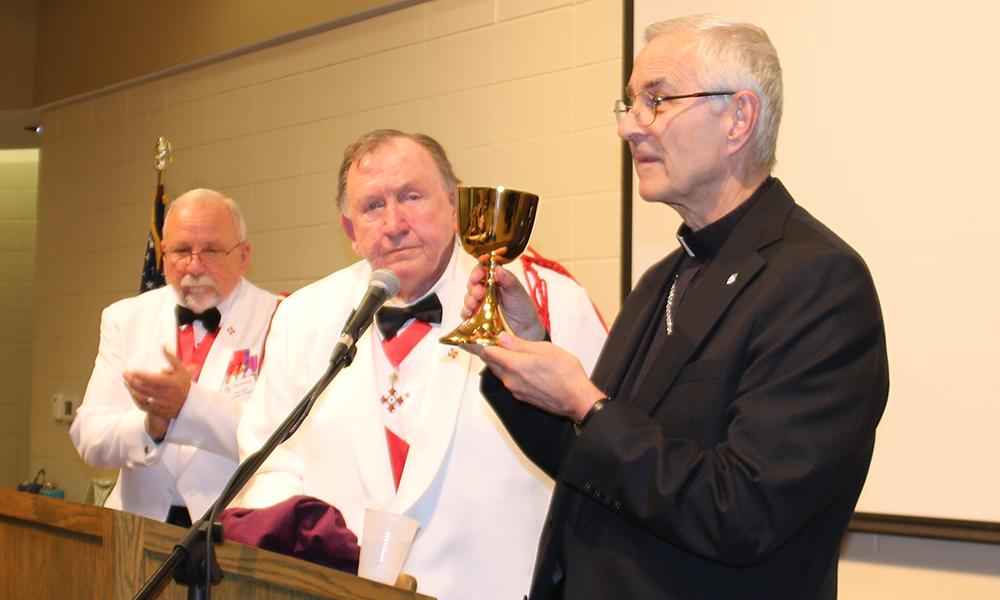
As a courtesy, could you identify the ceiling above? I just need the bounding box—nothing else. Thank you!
[0,0,38,149]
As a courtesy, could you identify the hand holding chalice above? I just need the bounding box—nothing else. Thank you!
[440,186,538,346]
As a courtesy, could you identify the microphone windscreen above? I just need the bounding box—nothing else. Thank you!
[370,268,400,299]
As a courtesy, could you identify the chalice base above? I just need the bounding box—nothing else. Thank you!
[439,283,510,346]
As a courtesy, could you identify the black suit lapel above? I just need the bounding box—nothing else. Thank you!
[629,250,764,415]
[593,252,684,396]
[626,181,795,416]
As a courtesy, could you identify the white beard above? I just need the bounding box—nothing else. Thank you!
[175,274,221,313]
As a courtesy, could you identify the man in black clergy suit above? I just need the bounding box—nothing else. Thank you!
[462,14,889,600]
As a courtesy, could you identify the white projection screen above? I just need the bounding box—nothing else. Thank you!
[627,0,1000,535]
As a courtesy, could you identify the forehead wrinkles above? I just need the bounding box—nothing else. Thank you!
[351,149,396,184]
[346,154,401,206]
[628,34,701,97]
[353,142,425,183]
[165,206,236,245]
[353,146,391,174]
[349,144,444,204]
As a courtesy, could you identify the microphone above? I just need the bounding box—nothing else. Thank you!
[140,269,398,600]
[330,268,400,364]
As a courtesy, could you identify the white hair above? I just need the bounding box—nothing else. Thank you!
[646,14,783,172]
[165,188,247,241]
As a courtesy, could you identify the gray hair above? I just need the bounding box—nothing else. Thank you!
[165,188,247,241]
[645,15,783,172]
[335,129,460,211]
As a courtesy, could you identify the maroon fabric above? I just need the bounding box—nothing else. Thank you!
[221,495,360,573]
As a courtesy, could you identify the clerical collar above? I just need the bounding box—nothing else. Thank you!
[676,177,774,259]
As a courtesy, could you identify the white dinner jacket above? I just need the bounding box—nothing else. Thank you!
[71,279,279,521]
[237,247,607,600]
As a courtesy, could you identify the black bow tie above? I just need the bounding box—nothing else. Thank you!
[176,306,222,331]
[375,293,443,339]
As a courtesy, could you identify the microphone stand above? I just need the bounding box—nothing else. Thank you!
[132,332,362,600]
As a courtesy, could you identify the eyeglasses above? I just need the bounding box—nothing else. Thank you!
[613,90,736,127]
[164,242,242,265]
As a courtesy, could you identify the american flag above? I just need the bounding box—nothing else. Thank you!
[139,183,169,292]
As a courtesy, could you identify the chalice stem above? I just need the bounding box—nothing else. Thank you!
[486,252,497,302]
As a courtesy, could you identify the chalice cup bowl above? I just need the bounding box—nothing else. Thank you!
[440,186,539,347]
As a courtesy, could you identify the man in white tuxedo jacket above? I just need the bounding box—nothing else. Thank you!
[236,130,607,600]
[71,189,279,525]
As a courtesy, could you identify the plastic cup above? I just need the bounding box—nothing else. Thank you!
[357,508,420,585]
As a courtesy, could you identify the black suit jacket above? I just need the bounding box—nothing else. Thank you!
[483,179,889,599]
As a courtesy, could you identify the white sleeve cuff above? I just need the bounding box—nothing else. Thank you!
[121,409,163,466]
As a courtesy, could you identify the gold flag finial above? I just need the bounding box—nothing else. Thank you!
[153,137,173,173]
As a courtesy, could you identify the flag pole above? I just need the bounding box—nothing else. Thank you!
[139,137,173,292]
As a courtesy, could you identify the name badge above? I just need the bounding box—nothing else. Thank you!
[223,372,256,402]
[224,349,261,402]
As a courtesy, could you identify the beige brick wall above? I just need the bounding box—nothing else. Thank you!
[0,149,35,489]
[32,0,623,502]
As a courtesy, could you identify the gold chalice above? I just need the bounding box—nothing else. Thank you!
[440,186,538,346]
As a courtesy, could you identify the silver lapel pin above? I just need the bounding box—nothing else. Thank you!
[726,273,738,285]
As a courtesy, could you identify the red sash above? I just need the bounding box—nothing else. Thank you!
[379,320,432,489]
[177,326,218,382]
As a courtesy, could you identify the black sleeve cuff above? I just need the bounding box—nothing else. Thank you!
[573,397,608,436]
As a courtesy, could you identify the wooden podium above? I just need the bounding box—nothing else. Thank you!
[0,488,435,600]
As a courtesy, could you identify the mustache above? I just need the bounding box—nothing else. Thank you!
[177,274,220,312]
[180,274,217,289]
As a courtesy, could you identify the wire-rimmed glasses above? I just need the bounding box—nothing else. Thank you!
[614,90,736,126]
